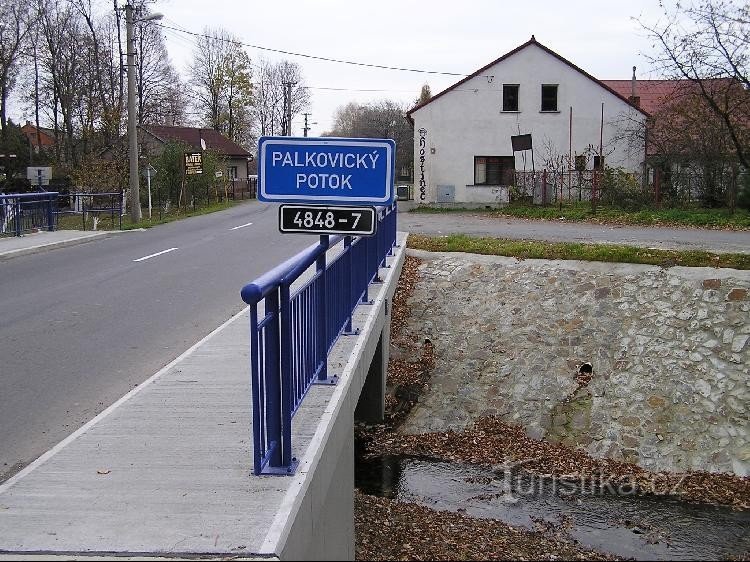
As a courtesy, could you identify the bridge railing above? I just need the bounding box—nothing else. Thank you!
[0,192,58,237]
[241,202,397,475]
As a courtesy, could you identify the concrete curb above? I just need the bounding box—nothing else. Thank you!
[0,231,121,261]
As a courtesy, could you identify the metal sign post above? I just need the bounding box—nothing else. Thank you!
[142,165,157,219]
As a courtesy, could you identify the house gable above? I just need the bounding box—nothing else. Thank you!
[407,36,649,121]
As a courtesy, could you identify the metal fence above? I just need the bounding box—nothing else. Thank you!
[240,203,398,475]
[64,192,124,231]
[0,192,58,237]
[229,177,258,200]
[513,168,747,209]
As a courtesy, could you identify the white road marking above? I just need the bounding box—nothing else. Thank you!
[133,247,179,262]
[230,222,253,230]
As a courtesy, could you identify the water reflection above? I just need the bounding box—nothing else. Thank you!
[355,455,750,561]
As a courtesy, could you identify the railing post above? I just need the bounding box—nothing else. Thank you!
[264,290,283,469]
[249,305,263,475]
[46,194,54,231]
[344,236,353,332]
[14,199,21,237]
[279,282,293,468]
[316,235,329,381]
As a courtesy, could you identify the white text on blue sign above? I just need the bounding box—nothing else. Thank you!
[258,138,395,205]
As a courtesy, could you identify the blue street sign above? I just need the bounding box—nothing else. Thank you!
[258,137,395,205]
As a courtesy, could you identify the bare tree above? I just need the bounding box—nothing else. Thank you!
[251,58,309,137]
[135,20,184,126]
[275,60,309,136]
[189,27,255,143]
[640,0,750,169]
[324,99,413,177]
[253,58,284,136]
[189,27,229,132]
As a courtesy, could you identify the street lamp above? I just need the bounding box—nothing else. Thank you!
[125,4,163,223]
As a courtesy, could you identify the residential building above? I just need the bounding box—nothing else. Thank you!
[407,36,648,205]
[20,121,56,153]
[139,125,253,181]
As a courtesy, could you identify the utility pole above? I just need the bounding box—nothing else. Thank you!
[125,4,162,223]
[125,3,140,223]
[282,81,296,136]
[303,113,312,137]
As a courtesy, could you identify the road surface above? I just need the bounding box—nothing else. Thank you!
[0,201,312,482]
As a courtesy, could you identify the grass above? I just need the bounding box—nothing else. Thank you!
[408,233,750,270]
[411,202,750,230]
[56,199,241,232]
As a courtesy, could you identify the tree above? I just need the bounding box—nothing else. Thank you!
[0,120,32,189]
[0,0,32,177]
[324,99,413,179]
[0,0,31,135]
[252,58,310,137]
[220,48,253,143]
[189,27,228,132]
[415,83,431,106]
[189,27,254,143]
[135,19,185,126]
[641,0,750,170]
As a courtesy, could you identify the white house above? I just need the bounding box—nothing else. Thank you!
[407,36,648,205]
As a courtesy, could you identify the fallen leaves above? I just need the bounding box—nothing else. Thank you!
[365,416,750,510]
[354,492,617,561]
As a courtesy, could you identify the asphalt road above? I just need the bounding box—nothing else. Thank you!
[398,212,750,254]
[0,201,313,482]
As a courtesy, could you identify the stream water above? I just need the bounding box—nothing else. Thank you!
[355,454,750,561]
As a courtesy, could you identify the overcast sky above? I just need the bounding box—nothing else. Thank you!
[154,0,669,136]
[12,0,671,138]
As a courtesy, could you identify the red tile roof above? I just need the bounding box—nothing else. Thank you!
[141,125,251,158]
[601,80,687,114]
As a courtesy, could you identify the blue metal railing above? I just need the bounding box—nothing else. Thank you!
[241,202,398,475]
[0,192,58,237]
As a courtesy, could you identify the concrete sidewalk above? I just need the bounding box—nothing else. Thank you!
[0,229,115,260]
[0,234,407,560]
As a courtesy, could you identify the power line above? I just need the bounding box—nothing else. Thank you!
[155,22,468,77]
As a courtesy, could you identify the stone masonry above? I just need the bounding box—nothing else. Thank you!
[399,250,750,476]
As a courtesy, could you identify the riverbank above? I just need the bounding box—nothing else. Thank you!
[354,250,750,560]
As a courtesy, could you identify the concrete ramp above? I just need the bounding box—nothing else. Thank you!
[0,233,407,561]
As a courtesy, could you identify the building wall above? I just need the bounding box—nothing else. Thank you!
[411,43,646,205]
[20,124,55,150]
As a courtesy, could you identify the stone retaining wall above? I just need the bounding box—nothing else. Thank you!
[399,250,750,476]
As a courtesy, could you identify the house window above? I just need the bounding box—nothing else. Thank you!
[541,84,558,112]
[474,156,515,185]
[228,166,238,179]
[502,84,519,112]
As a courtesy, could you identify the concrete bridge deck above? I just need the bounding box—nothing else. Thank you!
[0,233,407,561]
